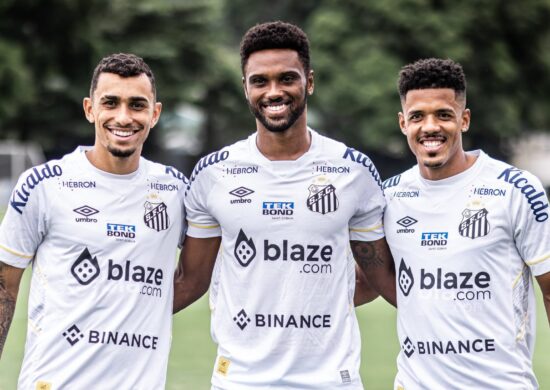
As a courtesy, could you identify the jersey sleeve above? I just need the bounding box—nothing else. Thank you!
[510,171,550,276]
[185,165,221,238]
[349,164,386,242]
[0,170,48,268]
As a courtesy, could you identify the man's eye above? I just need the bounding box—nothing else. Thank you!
[131,102,146,110]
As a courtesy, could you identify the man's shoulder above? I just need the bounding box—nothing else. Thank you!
[382,167,416,192]
[186,140,246,189]
[316,133,383,187]
[141,157,189,186]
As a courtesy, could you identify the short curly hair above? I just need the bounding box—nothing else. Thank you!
[398,58,466,100]
[240,21,311,75]
[89,53,157,100]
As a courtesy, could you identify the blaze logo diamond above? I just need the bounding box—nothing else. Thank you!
[63,324,84,346]
[234,229,256,267]
[398,259,414,297]
[71,248,100,285]
[233,309,251,330]
[73,205,99,217]
[397,216,417,228]
[403,337,415,358]
[229,187,254,198]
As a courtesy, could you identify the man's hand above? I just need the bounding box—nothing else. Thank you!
[0,261,24,358]
[173,236,221,314]
[350,238,396,307]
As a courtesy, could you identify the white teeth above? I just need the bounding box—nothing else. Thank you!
[265,104,286,112]
[423,140,442,148]
[112,130,135,137]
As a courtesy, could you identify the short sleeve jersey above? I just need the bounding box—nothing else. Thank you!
[383,150,550,390]
[0,147,187,389]
[185,129,385,390]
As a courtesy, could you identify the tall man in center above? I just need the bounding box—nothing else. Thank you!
[174,21,395,389]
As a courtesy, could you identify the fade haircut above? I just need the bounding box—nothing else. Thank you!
[240,21,311,75]
[89,53,157,100]
[398,58,466,102]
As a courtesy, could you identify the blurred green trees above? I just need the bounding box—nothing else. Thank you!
[1,0,550,176]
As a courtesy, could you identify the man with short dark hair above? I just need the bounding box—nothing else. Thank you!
[174,21,395,389]
[383,57,550,389]
[0,53,187,388]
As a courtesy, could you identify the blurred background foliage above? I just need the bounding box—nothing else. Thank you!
[1,0,550,178]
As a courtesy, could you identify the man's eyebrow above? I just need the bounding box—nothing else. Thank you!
[100,95,119,101]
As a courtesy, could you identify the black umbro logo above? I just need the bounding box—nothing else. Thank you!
[229,187,254,198]
[63,324,84,346]
[73,205,99,217]
[233,309,251,330]
[403,336,415,358]
[397,216,417,228]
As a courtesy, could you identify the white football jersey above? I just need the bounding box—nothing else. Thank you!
[185,129,385,390]
[0,147,187,389]
[383,150,550,390]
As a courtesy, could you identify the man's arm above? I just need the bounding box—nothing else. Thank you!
[173,235,221,314]
[536,271,550,327]
[350,238,396,307]
[354,263,379,306]
[0,261,24,358]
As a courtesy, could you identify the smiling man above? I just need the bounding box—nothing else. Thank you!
[383,58,550,389]
[173,21,395,389]
[0,53,187,388]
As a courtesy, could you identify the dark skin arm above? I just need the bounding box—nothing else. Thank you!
[351,238,396,307]
[0,261,24,359]
[354,263,379,306]
[536,271,550,327]
[173,235,221,314]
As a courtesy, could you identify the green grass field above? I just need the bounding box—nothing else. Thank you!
[0,267,548,389]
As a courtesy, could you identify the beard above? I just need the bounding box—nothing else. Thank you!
[107,145,136,158]
[248,90,307,133]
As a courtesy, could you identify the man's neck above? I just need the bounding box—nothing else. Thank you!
[85,148,140,175]
[255,119,311,161]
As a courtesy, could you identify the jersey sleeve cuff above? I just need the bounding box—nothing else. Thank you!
[186,221,222,238]
[349,223,384,241]
[0,243,33,268]
[526,250,550,276]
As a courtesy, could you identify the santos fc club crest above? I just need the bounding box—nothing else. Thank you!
[459,208,489,239]
[144,201,169,231]
[307,184,338,215]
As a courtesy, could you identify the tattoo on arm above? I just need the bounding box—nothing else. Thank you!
[0,263,17,356]
[350,241,384,269]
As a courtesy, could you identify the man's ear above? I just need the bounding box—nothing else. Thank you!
[151,102,163,128]
[307,70,314,95]
[83,97,95,123]
[398,112,407,135]
[242,76,249,100]
[461,108,471,133]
